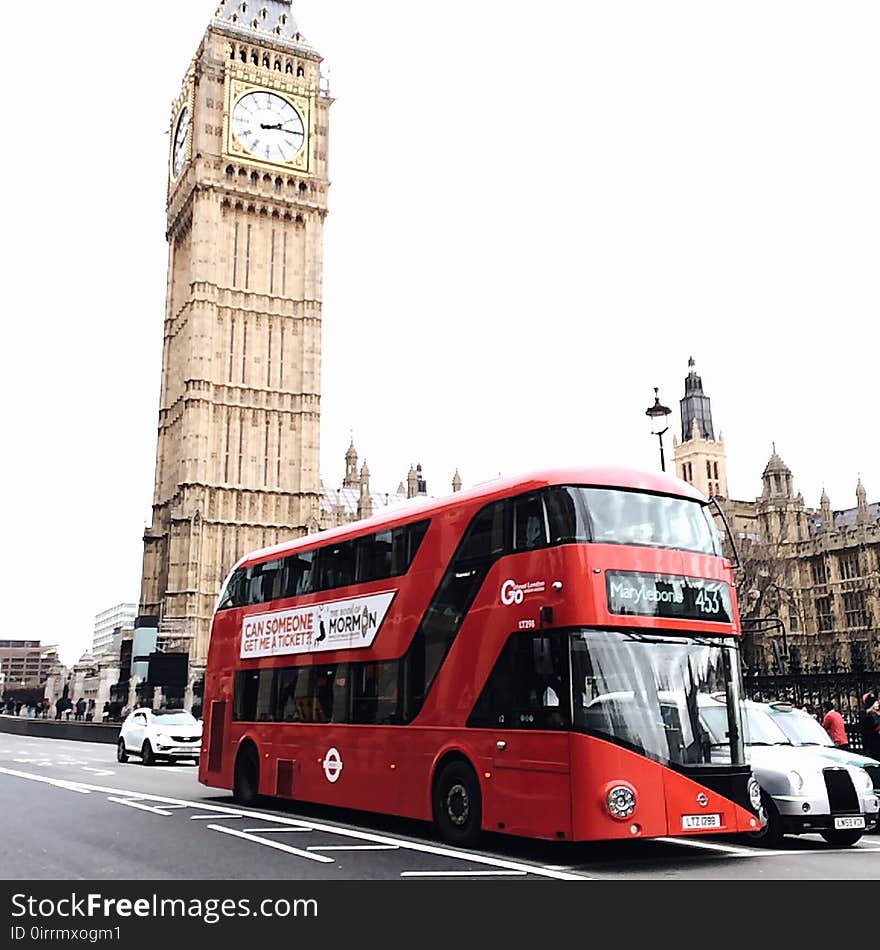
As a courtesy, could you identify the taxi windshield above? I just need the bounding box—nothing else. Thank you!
[767,707,833,747]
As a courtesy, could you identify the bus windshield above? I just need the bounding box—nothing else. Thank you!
[571,630,745,767]
[551,487,720,554]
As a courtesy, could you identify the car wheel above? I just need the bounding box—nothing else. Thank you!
[819,829,863,848]
[432,759,482,847]
[233,744,260,805]
[141,741,155,766]
[116,739,128,763]
[746,792,784,848]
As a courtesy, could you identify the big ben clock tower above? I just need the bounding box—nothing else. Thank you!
[136,0,331,675]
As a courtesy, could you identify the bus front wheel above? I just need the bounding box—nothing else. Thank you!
[233,744,260,806]
[433,760,482,847]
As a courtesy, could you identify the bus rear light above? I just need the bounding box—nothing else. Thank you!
[605,783,637,820]
[629,824,640,835]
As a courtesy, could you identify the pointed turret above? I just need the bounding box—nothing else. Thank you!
[761,443,793,499]
[820,486,832,530]
[680,357,716,442]
[452,469,462,493]
[343,438,359,488]
[857,476,869,524]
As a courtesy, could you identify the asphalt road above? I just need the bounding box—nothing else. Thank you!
[2,732,879,880]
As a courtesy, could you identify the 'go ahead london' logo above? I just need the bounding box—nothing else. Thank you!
[500,578,546,606]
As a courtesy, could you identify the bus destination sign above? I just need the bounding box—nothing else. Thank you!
[606,571,732,623]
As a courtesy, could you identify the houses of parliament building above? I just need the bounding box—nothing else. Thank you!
[673,359,879,675]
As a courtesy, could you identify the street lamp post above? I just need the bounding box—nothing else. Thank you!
[645,387,672,472]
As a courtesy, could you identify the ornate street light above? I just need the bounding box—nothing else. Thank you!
[645,387,672,472]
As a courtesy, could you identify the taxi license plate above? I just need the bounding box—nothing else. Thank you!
[681,813,721,830]
[834,816,865,830]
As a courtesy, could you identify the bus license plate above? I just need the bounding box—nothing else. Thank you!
[834,816,865,830]
[681,813,721,830]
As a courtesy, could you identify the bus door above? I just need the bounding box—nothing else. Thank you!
[469,633,573,839]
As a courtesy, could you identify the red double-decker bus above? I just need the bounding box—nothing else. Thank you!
[199,466,761,844]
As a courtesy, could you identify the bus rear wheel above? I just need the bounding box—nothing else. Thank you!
[433,760,482,847]
[233,744,260,806]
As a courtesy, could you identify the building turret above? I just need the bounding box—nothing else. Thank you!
[673,357,727,498]
[452,469,462,493]
[343,438,359,489]
[857,477,869,525]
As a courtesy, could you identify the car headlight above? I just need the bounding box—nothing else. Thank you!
[606,784,637,819]
[859,770,874,792]
[747,775,762,810]
[788,770,804,792]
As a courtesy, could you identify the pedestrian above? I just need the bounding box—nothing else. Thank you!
[75,697,86,721]
[859,692,880,759]
[102,701,111,723]
[821,701,849,750]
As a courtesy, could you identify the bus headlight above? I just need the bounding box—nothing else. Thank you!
[747,775,762,810]
[606,784,637,819]
[788,771,804,792]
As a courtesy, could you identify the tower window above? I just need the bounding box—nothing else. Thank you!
[286,63,293,74]
[226,165,234,180]
[251,53,259,65]
[251,171,258,185]
[297,66,305,77]
[274,59,282,69]
[262,56,270,68]
[240,49,246,62]
[298,182,307,194]
[274,177,282,192]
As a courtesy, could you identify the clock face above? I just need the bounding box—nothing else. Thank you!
[171,106,190,179]
[231,91,305,164]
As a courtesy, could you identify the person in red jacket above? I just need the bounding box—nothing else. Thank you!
[821,701,849,750]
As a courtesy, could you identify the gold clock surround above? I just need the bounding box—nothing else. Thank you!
[224,68,313,175]
[169,86,195,183]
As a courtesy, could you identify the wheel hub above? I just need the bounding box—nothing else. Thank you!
[445,782,470,826]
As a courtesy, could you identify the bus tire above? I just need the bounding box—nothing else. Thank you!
[433,760,482,847]
[746,792,783,848]
[233,744,260,806]
[819,828,863,848]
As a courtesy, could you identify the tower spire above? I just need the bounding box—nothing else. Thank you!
[680,356,715,442]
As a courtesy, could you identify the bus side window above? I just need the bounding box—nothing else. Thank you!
[467,633,569,730]
[284,550,314,597]
[356,530,392,584]
[512,493,548,551]
[316,541,356,590]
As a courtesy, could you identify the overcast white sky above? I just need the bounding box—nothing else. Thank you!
[5,1,879,666]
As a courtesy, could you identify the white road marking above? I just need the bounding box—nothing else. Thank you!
[241,827,310,833]
[107,797,174,817]
[190,814,243,820]
[0,766,90,794]
[0,765,588,880]
[307,844,399,851]
[656,837,769,856]
[401,870,527,877]
[82,767,115,776]
[207,824,335,863]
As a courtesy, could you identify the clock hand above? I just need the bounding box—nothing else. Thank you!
[261,123,283,130]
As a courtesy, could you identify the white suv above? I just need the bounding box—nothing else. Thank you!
[117,708,202,766]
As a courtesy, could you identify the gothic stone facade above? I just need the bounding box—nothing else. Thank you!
[137,1,330,666]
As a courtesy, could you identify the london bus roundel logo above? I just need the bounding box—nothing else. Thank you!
[322,747,343,783]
